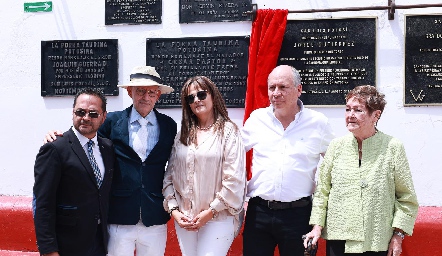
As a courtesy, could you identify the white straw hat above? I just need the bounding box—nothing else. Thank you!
[117,66,174,94]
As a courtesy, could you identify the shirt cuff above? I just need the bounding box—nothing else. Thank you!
[210,198,227,213]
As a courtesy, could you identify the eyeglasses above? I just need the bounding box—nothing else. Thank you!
[135,88,159,97]
[185,90,208,104]
[74,109,102,119]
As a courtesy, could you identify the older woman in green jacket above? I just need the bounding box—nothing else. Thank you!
[304,85,418,256]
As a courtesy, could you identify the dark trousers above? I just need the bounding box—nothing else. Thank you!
[243,198,312,256]
[85,223,106,256]
[326,240,387,256]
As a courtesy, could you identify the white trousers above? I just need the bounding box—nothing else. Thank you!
[107,221,167,256]
[174,216,235,256]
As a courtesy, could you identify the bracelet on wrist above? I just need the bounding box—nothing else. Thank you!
[393,230,405,240]
[168,206,179,216]
[209,206,218,219]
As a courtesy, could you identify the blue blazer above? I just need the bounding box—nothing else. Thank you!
[99,106,177,227]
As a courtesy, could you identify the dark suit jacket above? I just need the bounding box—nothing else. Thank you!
[98,106,177,227]
[33,128,115,256]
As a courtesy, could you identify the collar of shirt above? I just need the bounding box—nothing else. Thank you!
[71,127,106,177]
[268,99,304,128]
[128,107,160,157]
[71,126,98,147]
[129,106,157,127]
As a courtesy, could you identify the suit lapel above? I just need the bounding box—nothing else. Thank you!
[117,106,144,161]
[97,137,112,188]
[146,109,164,160]
[116,107,131,146]
[67,129,100,188]
[117,107,138,157]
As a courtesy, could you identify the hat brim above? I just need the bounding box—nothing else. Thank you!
[118,78,174,94]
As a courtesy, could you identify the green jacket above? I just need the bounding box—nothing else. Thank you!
[310,131,418,253]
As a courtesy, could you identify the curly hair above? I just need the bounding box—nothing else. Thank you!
[346,85,386,116]
[179,76,237,146]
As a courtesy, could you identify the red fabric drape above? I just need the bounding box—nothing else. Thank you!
[243,9,288,181]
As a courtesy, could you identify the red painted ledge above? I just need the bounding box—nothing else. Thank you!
[0,251,39,256]
[0,196,440,255]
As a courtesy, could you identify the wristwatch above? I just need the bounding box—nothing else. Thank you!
[393,230,405,240]
[168,206,179,216]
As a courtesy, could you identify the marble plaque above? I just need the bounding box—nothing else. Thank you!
[278,18,377,106]
[179,0,252,23]
[105,0,162,25]
[146,36,249,108]
[405,15,442,105]
[41,39,119,96]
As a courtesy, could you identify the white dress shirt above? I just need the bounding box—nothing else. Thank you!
[72,127,105,178]
[242,100,334,202]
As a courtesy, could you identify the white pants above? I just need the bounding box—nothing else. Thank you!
[107,221,167,256]
[174,216,235,256]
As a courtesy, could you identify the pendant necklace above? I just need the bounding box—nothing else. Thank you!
[196,122,214,131]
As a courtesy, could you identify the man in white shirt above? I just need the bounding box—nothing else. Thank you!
[242,65,334,256]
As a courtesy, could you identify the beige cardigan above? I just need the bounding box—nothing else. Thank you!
[163,122,246,234]
[310,131,418,253]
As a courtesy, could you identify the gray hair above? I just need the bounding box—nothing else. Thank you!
[291,66,302,86]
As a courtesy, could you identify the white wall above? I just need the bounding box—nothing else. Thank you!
[1,0,441,206]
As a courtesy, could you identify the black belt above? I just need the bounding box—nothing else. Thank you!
[250,196,311,210]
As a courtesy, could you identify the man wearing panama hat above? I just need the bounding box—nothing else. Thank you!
[102,66,177,256]
[45,66,177,256]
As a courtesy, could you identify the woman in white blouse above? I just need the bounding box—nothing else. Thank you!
[163,76,246,256]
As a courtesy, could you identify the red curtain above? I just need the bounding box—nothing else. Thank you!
[243,9,288,180]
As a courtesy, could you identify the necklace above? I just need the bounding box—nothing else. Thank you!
[196,122,215,131]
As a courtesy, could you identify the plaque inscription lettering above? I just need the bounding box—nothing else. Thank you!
[179,0,252,23]
[146,36,249,108]
[105,0,162,25]
[278,18,376,106]
[41,39,119,96]
[405,15,442,105]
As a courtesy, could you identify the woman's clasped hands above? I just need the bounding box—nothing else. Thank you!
[171,209,214,231]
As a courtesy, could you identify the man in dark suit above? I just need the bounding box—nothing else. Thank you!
[45,66,177,256]
[34,89,115,256]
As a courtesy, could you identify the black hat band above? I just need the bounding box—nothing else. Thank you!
[130,73,163,84]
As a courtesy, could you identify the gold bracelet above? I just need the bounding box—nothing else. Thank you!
[209,206,218,219]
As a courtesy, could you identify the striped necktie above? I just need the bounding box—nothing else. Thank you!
[86,140,103,188]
